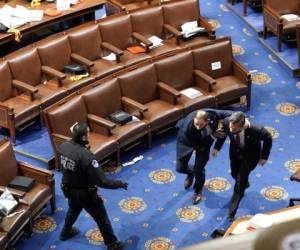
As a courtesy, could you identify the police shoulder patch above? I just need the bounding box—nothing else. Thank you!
[92,160,99,168]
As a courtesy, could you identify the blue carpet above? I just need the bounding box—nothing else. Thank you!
[227,1,264,32]
[226,1,298,71]
[14,126,54,163]
[258,36,298,70]
[11,0,300,249]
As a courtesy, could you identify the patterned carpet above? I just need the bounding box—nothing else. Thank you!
[15,0,300,249]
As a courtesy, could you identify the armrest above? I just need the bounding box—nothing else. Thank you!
[157,82,181,97]
[52,133,70,156]
[12,80,38,101]
[194,69,216,92]
[163,24,182,44]
[101,42,124,63]
[12,80,38,94]
[108,0,126,10]
[232,60,251,84]
[0,102,14,114]
[157,81,181,105]
[18,162,54,186]
[132,32,153,52]
[52,133,71,141]
[87,114,116,130]
[87,114,115,136]
[41,66,66,87]
[71,53,94,69]
[264,5,282,22]
[0,185,25,199]
[121,96,148,113]
[198,16,215,38]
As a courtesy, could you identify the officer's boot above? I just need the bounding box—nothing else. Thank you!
[60,227,80,241]
[107,241,125,250]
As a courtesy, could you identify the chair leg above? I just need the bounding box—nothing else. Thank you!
[246,89,251,110]
[50,196,56,214]
[27,219,33,237]
[278,26,283,52]
[289,198,300,207]
[277,37,282,52]
[9,126,16,145]
[243,0,247,16]
[38,112,44,128]
[116,148,121,167]
[263,26,267,39]
[147,128,152,149]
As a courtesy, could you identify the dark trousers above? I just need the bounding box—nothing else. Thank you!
[228,158,257,216]
[62,188,117,246]
[176,147,210,193]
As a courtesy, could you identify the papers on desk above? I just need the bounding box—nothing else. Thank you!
[181,21,205,38]
[0,5,44,29]
[56,0,79,11]
[180,88,203,99]
[0,5,14,18]
[148,35,163,49]
[102,53,117,61]
[281,14,300,22]
[230,207,300,235]
[248,214,275,229]
[29,10,44,22]
[57,0,71,11]
[70,0,79,5]
[141,35,163,49]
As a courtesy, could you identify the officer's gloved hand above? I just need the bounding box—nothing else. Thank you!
[120,182,128,190]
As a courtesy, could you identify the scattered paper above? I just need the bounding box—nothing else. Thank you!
[281,14,300,22]
[57,0,71,11]
[122,155,143,167]
[127,116,140,124]
[131,116,140,122]
[181,88,203,99]
[0,5,14,18]
[13,5,30,21]
[70,0,79,4]
[141,35,163,49]
[29,10,44,22]
[102,53,116,61]
[248,213,275,229]
[0,4,44,29]
[181,21,205,38]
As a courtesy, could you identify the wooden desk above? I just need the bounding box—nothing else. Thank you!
[225,205,300,237]
[0,0,106,45]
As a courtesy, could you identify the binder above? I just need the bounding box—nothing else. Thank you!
[8,176,36,192]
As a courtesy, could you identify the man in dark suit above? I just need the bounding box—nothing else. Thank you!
[176,109,233,204]
[213,112,272,220]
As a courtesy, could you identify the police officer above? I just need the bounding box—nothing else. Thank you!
[59,122,128,250]
[176,109,233,204]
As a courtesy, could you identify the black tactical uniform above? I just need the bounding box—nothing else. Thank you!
[59,139,127,249]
